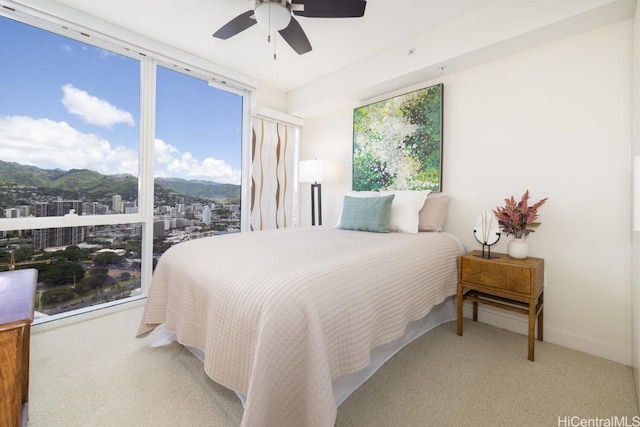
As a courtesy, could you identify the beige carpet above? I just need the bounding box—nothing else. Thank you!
[27,305,638,427]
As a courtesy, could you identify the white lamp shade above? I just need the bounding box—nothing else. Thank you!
[254,1,292,31]
[299,159,335,184]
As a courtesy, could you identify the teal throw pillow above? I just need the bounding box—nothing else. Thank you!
[338,194,395,233]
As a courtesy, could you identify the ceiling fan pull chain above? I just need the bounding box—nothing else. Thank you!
[270,1,276,61]
[267,2,272,45]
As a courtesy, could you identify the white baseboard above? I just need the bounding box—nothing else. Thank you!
[32,297,146,334]
[462,305,631,366]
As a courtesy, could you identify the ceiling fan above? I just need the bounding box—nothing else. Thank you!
[213,0,367,56]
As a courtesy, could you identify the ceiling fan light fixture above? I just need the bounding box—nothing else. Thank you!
[254,0,292,31]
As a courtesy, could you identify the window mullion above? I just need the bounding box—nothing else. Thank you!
[139,58,156,296]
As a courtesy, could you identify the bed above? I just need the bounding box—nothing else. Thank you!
[137,192,463,427]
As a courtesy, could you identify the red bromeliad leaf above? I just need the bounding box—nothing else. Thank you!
[492,190,548,238]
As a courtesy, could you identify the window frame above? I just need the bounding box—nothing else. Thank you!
[0,1,255,324]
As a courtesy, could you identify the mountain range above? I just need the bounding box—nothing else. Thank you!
[0,160,240,207]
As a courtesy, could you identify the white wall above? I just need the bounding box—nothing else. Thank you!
[631,2,640,407]
[300,20,634,365]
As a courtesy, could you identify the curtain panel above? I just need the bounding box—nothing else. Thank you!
[250,118,300,230]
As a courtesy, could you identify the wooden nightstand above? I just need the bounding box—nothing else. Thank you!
[457,250,544,361]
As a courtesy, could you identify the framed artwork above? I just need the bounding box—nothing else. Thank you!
[352,83,443,191]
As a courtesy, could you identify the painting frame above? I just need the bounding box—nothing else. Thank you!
[352,83,443,192]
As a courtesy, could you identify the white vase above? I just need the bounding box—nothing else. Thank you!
[508,237,529,259]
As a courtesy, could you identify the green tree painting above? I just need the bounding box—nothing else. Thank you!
[352,84,443,191]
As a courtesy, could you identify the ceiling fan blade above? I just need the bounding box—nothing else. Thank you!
[292,0,366,18]
[278,16,312,55]
[213,10,257,40]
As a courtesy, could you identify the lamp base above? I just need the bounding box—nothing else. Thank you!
[311,183,322,226]
[474,243,500,259]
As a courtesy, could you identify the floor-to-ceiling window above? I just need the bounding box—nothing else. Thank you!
[0,9,248,322]
[153,65,243,261]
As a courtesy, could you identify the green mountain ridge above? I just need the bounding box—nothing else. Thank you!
[0,160,240,208]
[155,177,240,200]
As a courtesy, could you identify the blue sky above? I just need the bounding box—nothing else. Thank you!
[0,15,243,184]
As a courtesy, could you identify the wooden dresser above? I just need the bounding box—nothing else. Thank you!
[457,251,544,361]
[0,269,38,427]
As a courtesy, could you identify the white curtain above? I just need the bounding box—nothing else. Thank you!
[250,117,300,230]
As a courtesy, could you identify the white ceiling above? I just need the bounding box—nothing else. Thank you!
[51,0,495,91]
[26,0,639,116]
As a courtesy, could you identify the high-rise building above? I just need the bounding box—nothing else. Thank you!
[33,200,86,249]
[83,202,99,215]
[112,195,122,213]
[202,206,211,225]
[153,220,165,238]
[123,201,137,214]
[4,208,20,218]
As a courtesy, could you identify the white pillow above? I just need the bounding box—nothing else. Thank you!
[380,190,431,233]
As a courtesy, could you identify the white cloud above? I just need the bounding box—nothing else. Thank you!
[154,138,241,185]
[96,47,116,59]
[154,138,179,165]
[61,84,134,128]
[0,115,240,184]
[0,116,137,175]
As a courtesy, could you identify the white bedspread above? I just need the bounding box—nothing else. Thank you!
[137,226,463,427]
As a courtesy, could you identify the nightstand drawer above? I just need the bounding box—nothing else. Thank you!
[461,256,531,294]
